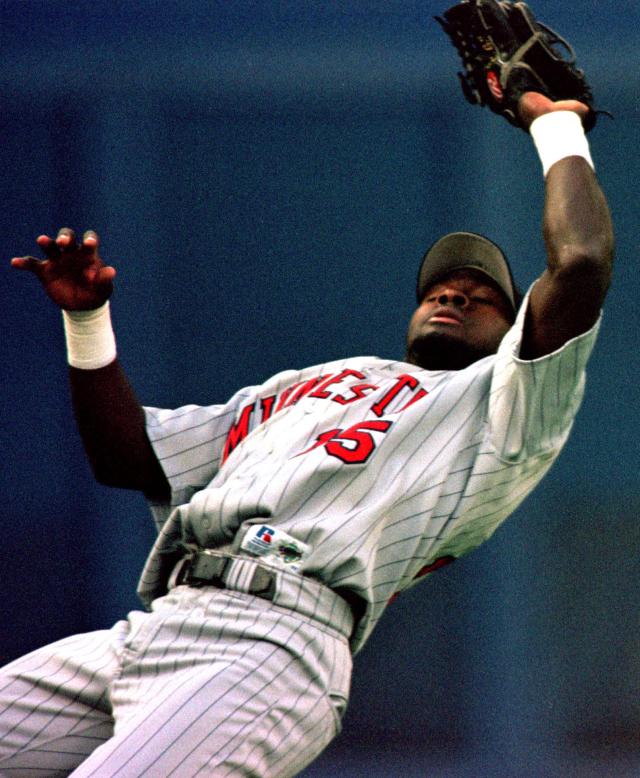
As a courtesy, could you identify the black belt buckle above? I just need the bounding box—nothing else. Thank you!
[249,565,276,601]
[176,550,276,601]
[180,551,229,588]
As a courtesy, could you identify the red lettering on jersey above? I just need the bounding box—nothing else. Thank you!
[275,381,307,412]
[294,420,393,464]
[281,375,330,409]
[274,375,329,412]
[370,374,427,417]
[294,429,342,458]
[222,403,255,464]
[398,388,428,412]
[324,420,393,463]
[308,369,364,399]
[332,382,378,405]
[260,395,276,423]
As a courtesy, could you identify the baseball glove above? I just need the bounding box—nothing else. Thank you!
[435,0,600,131]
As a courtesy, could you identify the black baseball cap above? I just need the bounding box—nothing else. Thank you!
[416,231,518,313]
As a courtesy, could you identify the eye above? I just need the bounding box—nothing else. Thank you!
[470,296,491,305]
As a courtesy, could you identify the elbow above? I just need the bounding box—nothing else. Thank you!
[91,460,126,489]
[551,237,614,294]
[85,449,132,489]
[90,454,170,499]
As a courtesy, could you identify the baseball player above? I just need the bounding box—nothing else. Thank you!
[1,88,612,777]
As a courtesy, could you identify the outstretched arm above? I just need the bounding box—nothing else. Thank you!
[11,229,170,499]
[517,93,614,359]
[68,359,169,499]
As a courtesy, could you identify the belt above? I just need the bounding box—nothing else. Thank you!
[171,549,276,600]
[168,548,357,640]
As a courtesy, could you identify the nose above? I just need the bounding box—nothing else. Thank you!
[436,289,469,308]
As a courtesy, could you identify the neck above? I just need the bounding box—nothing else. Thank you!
[405,337,493,371]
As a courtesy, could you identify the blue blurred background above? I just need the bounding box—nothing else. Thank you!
[1,2,638,775]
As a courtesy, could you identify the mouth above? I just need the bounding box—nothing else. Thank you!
[428,307,463,326]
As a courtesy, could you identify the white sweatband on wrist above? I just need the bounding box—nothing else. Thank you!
[62,302,117,369]
[530,111,594,177]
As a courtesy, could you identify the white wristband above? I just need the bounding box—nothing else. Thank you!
[62,302,117,369]
[530,111,594,177]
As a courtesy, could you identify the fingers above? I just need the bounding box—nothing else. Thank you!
[35,228,78,256]
[35,228,100,257]
[12,228,114,309]
[56,227,76,246]
[58,228,99,255]
[82,229,99,247]
[80,231,100,263]
[35,234,59,257]
[83,264,116,288]
[10,255,46,273]
[11,228,106,281]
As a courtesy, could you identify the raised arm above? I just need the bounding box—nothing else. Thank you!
[517,93,614,359]
[11,229,169,499]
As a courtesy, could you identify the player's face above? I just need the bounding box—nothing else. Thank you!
[405,269,514,370]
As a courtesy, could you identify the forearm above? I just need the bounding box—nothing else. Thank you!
[529,109,614,289]
[63,303,169,499]
[519,100,615,358]
[543,155,614,288]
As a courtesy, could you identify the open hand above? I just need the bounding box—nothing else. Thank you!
[11,228,115,311]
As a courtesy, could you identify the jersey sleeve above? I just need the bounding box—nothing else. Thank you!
[143,385,258,508]
[488,284,601,461]
[142,366,302,514]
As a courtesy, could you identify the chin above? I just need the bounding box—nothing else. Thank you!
[405,333,494,371]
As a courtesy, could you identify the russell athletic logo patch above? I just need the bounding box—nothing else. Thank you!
[241,525,311,572]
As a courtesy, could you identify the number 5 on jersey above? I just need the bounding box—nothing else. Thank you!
[296,420,393,464]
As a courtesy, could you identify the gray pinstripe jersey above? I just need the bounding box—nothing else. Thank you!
[139,291,600,652]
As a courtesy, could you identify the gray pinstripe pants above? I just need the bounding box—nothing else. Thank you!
[0,560,353,777]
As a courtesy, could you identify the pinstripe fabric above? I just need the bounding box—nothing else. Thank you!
[0,573,351,776]
[0,290,601,774]
[0,630,118,776]
[140,289,600,652]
